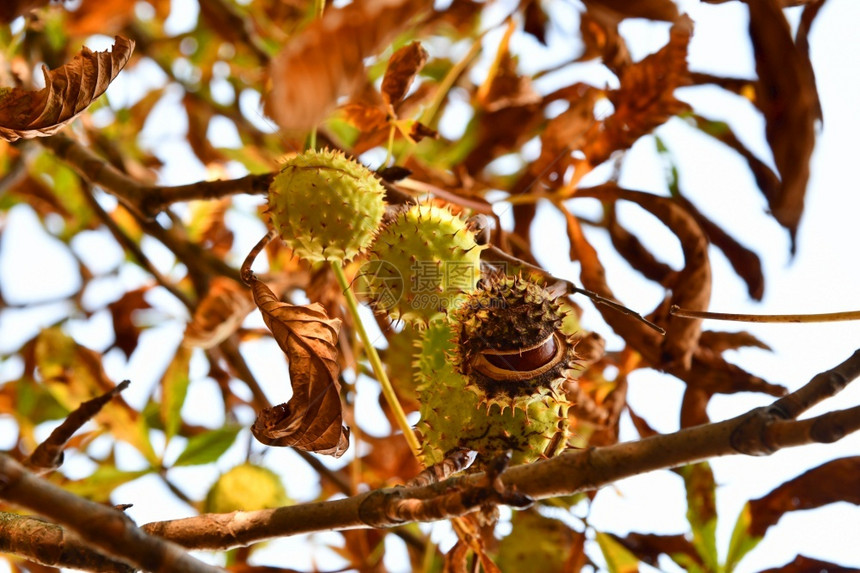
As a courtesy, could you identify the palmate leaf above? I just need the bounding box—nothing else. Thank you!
[249,276,349,457]
[0,36,134,142]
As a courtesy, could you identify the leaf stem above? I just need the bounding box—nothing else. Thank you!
[330,262,423,462]
[670,306,860,323]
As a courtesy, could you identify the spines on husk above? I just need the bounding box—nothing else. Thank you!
[414,319,570,468]
[451,275,581,414]
[267,148,386,264]
[360,203,484,326]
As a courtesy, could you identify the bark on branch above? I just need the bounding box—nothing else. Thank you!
[0,455,226,573]
[0,512,134,572]
[3,352,857,568]
[39,134,273,218]
[139,349,860,550]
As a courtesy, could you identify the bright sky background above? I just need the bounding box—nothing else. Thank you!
[1,0,859,572]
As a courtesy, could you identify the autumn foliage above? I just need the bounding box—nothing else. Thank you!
[0,1,858,572]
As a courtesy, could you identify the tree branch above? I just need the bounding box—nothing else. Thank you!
[141,349,860,550]
[0,455,226,573]
[26,380,131,475]
[0,512,133,573]
[39,134,272,218]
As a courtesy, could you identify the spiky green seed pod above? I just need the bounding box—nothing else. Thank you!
[267,148,386,263]
[451,275,581,414]
[360,204,484,325]
[204,463,290,513]
[414,319,569,468]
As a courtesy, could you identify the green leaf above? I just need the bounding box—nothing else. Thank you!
[173,426,242,467]
[725,503,761,573]
[596,531,640,573]
[679,462,719,571]
[62,465,150,503]
[159,345,192,443]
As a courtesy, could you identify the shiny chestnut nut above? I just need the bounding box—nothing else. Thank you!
[451,275,581,414]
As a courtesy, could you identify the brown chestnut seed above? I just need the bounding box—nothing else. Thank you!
[473,332,566,381]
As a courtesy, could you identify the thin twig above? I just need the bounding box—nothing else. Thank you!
[26,380,131,475]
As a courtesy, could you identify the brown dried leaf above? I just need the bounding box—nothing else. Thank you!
[265,0,430,132]
[382,41,428,110]
[184,277,255,349]
[0,36,135,142]
[340,102,390,133]
[530,87,598,181]
[698,330,771,354]
[611,532,701,568]
[360,434,423,488]
[562,203,783,397]
[0,0,48,23]
[108,286,152,359]
[64,0,141,37]
[522,0,549,45]
[477,23,541,112]
[748,456,860,537]
[249,277,349,457]
[606,205,674,285]
[680,386,710,428]
[761,555,860,573]
[578,9,631,73]
[582,0,680,22]
[746,0,819,248]
[674,183,765,301]
[184,94,225,165]
[580,185,711,370]
[585,16,692,164]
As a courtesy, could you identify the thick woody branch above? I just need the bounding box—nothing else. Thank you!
[0,512,133,572]
[0,455,225,573]
[139,349,860,550]
[40,134,272,218]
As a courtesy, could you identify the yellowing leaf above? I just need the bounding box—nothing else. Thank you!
[159,345,192,443]
[249,277,349,457]
[264,0,429,132]
[0,36,135,142]
[33,327,157,465]
[596,531,640,573]
[173,426,242,467]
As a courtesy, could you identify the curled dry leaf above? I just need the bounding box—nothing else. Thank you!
[746,0,819,248]
[0,36,135,142]
[0,0,48,23]
[265,0,430,132]
[585,16,692,164]
[582,0,680,23]
[381,41,428,111]
[611,532,701,569]
[761,555,860,573]
[578,8,631,73]
[249,276,349,457]
[108,286,152,359]
[606,204,674,285]
[562,203,784,397]
[579,185,711,370]
[184,277,255,349]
